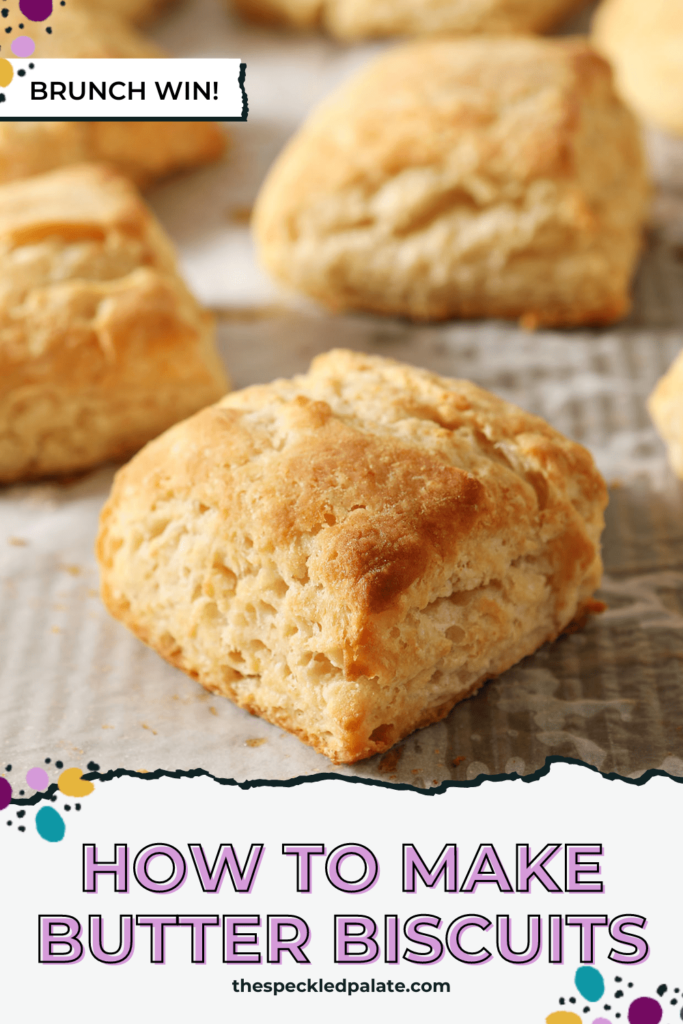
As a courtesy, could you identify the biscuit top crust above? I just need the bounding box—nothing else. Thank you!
[0,163,173,252]
[105,350,606,681]
[255,36,633,226]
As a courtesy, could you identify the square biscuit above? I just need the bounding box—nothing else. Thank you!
[97,349,607,764]
[254,36,649,327]
[649,350,683,479]
[0,164,229,483]
[232,0,590,38]
[0,8,226,188]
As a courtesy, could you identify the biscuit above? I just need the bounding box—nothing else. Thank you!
[649,350,683,479]
[70,0,178,25]
[0,164,229,483]
[232,0,590,38]
[0,9,227,188]
[592,0,683,137]
[253,37,649,328]
[97,349,607,764]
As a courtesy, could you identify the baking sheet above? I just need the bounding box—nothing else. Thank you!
[1,0,682,788]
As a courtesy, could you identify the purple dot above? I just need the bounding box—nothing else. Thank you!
[26,766,49,791]
[19,0,52,21]
[0,777,12,810]
[628,998,663,1024]
[11,35,35,56]
[593,1019,612,1024]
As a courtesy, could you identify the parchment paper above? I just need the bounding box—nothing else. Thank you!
[1,0,682,789]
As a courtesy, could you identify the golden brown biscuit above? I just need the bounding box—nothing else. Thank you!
[0,9,227,188]
[70,0,179,26]
[0,164,229,483]
[649,351,683,479]
[254,37,649,328]
[97,349,607,764]
[231,0,590,38]
[593,0,683,137]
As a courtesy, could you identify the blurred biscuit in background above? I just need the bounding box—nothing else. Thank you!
[649,351,683,480]
[254,36,649,328]
[231,0,591,38]
[0,164,229,484]
[69,0,180,26]
[592,0,683,138]
[0,8,227,187]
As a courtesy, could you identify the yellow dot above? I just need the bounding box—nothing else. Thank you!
[0,59,13,88]
[546,1013,582,1024]
[58,767,95,798]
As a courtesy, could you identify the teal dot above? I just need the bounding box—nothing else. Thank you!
[35,806,65,842]
[576,966,605,1002]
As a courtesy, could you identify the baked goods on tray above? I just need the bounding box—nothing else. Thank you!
[649,350,683,479]
[0,164,229,483]
[253,37,649,327]
[592,0,683,137]
[0,8,227,188]
[97,349,607,764]
[231,0,591,39]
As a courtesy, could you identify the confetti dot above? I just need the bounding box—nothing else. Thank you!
[26,766,49,790]
[628,998,662,1024]
[577,968,606,1003]
[87,761,100,771]
[0,777,11,810]
[11,35,34,56]
[547,1014,582,1024]
[35,806,65,842]
[0,54,12,83]
[19,0,53,21]
[58,768,94,798]
[593,1019,612,1024]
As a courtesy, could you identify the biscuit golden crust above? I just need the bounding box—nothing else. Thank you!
[97,349,607,764]
[592,0,683,137]
[0,9,226,188]
[649,350,683,479]
[232,0,590,38]
[0,164,229,483]
[253,36,649,327]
